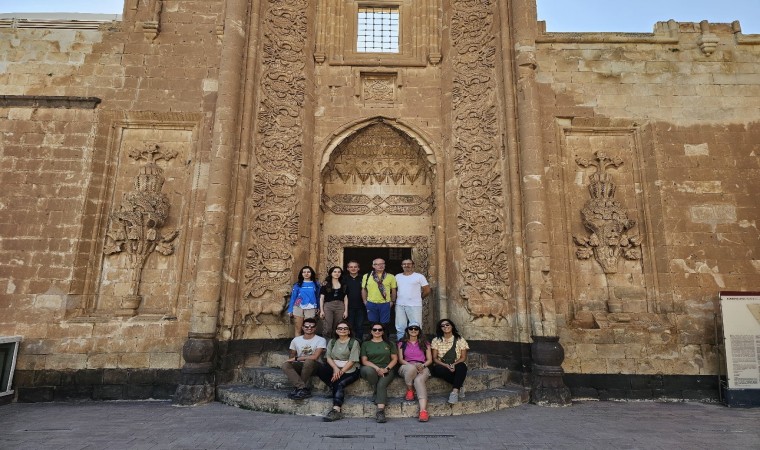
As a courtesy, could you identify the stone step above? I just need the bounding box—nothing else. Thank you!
[239,366,510,396]
[259,350,490,370]
[217,384,528,418]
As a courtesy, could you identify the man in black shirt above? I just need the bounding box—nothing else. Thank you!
[343,260,366,341]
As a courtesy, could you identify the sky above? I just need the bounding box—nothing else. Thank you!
[0,0,758,33]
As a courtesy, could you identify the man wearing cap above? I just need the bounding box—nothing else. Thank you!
[394,259,431,340]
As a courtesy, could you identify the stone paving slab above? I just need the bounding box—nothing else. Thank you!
[1,400,759,449]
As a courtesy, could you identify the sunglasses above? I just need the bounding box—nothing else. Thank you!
[371,328,384,332]
[336,327,349,331]
[303,325,315,329]
[440,323,452,328]
[407,326,420,331]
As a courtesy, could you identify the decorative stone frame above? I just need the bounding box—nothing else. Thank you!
[69,112,203,320]
[315,0,441,67]
[554,118,661,320]
[325,235,432,273]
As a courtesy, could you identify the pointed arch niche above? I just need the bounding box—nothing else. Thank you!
[313,118,446,321]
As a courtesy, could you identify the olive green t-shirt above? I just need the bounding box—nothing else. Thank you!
[360,340,394,367]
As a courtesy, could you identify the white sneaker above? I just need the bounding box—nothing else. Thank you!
[447,390,459,404]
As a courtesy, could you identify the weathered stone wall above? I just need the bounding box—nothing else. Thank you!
[1,2,759,402]
[0,1,221,397]
[536,21,760,376]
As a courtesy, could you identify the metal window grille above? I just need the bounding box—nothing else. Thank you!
[357,7,399,53]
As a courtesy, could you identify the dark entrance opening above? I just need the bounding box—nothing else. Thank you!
[343,247,412,276]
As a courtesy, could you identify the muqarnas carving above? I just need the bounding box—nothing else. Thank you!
[104,144,179,315]
[573,151,642,274]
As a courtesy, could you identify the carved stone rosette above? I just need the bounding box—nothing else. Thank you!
[242,0,309,310]
[104,144,179,316]
[573,151,642,274]
[450,0,510,317]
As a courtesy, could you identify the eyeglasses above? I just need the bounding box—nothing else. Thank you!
[372,263,385,266]
[407,327,420,331]
[440,323,452,328]
[303,325,315,329]
[336,327,349,331]
[371,328,384,332]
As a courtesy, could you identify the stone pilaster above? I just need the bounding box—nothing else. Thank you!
[174,0,250,405]
[511,0,570,405]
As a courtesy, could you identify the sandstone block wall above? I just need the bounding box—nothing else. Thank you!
[537,21,760,376]
[0,2,222,392]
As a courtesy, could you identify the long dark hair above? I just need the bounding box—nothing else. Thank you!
[400,324,428,349]
[369,322,390,343]
[323,266,344,293]
[435,318,462,339]
[296,265,316,287]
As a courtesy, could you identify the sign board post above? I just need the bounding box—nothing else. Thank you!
[719,291,760,407]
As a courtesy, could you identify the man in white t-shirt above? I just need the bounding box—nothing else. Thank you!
[280,318,327,400]
[395,259,431,340]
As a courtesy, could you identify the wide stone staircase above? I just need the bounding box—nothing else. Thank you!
[217,350,528,418]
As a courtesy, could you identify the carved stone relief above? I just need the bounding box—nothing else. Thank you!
[322,193,433,216]
[103,144,179,316]
[241,0,309,323]
[559,124,659,330]
[450,0,511,319]
[362,73,396,104]
[323,123,433,187]
[573,151,642,274]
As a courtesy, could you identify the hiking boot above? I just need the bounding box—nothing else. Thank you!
[447,390,459,404]
[323,409,343,422]
[375,408,387,423]
[418,410,429,422]
[287,388,299,399]
[292,388,312,400]
[405,389,415,401]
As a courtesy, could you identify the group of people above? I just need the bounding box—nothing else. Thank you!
[280,258,469,422]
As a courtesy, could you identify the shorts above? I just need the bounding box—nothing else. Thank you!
[292,306,317,318]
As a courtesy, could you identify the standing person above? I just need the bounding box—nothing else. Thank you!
[397,321,432,422]
[430,318,469,404]
[318,320,361,422]
[319,266,348,339]
[343,260,366,342]
[361,258,397,333]
[359,322,397,423]
[394,259,431,340]
[287,266,319,337]
[280,318,326,400]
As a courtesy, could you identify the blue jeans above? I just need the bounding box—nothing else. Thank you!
[395,304,423,340]
[366,301,391,324]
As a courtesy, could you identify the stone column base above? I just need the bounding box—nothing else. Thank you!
[173,336,216,406]
[530,335,571,406]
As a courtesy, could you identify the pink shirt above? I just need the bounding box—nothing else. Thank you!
[398,340,429,364]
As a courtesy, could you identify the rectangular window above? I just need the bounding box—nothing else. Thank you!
[357,6,399,53]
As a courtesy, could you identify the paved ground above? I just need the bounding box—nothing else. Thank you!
[1,400,758,449]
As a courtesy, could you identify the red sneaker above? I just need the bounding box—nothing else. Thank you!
[405,389,415,401]
[418,410,429,422]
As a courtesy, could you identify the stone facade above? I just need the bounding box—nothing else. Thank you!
[0,1,758,402]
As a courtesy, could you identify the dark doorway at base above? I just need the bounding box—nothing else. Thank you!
[342,247,412,276]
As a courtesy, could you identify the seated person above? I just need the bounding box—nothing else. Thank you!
[280,318,326,400]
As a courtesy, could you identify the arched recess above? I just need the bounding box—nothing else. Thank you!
[310,117,447,326]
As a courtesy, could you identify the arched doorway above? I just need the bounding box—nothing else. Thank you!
[318,120,439,329]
